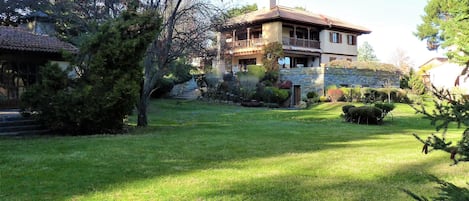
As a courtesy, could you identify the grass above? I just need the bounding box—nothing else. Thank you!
[1,99,469,201]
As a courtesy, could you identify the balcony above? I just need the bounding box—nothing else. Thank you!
[282,37,320,49]
[229,38,265,49]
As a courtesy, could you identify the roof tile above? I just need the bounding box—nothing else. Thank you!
[0,26,78,54]
[225,6,371,34]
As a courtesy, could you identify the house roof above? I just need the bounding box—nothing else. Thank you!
[419,57,449,68]
[224,6,371,34]
[0,26,78,54]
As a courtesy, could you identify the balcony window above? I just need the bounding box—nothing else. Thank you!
[296,27,308,39]
[310,30,320,41]
[329,32,342,43]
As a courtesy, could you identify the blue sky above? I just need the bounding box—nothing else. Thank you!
[220,0,441,67]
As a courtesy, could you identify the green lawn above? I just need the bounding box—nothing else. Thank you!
[1,100,468,201]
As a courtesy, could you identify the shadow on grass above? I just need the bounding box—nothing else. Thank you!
[199,159,444,201]
[0,100,444,200]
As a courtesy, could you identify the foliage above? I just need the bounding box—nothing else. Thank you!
[326,60,399,72]
[415,0,469,65]
[238,75,259,101]
[357,41,378,62]
[374,102,396,115]
[262,42,284,73]
[226,3,258,18]
[262,70,279,86]
[409,73,427,95]
[137,0,223,126]
[319,95,329,102]
[21,11,160,134]
[400,73,411,89]
[342,102,394,124]
[151,58,194,98]
[327,88,344,102]
[343,105,384,124]
[402,175,469,201]
[0,0,51,26]
[259,86,290,105]
[408,82,469,199]
[307,91,319,99]
[246,65,266,80]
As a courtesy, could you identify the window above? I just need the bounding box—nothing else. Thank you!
[347,35,356,45]
[239,58,257,71]
[329,32,342,43]
[329,57,337,62]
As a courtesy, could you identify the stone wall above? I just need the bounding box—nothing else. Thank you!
[279,67,325,97]
[324,67,400,88]
[279,66,400,98]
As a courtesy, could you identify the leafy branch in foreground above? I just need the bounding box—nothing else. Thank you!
[411,86,469,165]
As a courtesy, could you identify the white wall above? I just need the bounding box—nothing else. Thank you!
[320,30,358,56]
[428,63,469,93]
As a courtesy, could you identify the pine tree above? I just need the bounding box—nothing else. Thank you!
[404,0,469,199]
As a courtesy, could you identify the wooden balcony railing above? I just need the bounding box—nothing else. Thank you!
[229,38,264,48]
[282,37,320,49]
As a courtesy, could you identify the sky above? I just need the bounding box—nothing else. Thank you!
[220,0,442,68]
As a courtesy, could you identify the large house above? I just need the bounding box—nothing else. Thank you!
[214,1,403,105]
[217,1,371,73]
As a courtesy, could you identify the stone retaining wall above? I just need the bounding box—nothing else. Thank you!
[280,66,400,98]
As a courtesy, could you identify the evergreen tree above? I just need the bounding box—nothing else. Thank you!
[22,10,161,134]
[405,0,469,199]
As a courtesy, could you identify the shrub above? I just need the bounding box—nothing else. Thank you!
[342,105,356,114]
[374,102,395,114]
[278,80,292,89]
[261,86,290,104]
[246,65,266,80]
[319,96,329,102]
[262,71,279,85]
[340,88,353,102]
[307,91,319,99]
[345,106,384,124]
[327,88,344,102]
[238,75,259,101]
[341,105,356,122]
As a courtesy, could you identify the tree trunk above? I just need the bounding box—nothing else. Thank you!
[137,93,150,127]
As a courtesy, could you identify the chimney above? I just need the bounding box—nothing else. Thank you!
[270,0,277,9]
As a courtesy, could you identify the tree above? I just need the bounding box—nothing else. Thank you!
[136,0,223,127]
[22,10,160,134]
[404,0,469,199]
[226,3,257,18]
[415,0,469,65]
[390,48,413,75]
[357,41,378,62]
[0,0,52,26]
[49,0,135,44]
[408,71,426,95]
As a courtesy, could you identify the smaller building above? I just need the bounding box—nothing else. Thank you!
[0,26,77,108]
[420,57,469,94]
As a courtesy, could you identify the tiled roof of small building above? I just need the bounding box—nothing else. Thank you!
[224,6,371,34]
[0,26,78,54]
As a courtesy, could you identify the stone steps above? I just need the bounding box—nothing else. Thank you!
[0,111,49,136]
